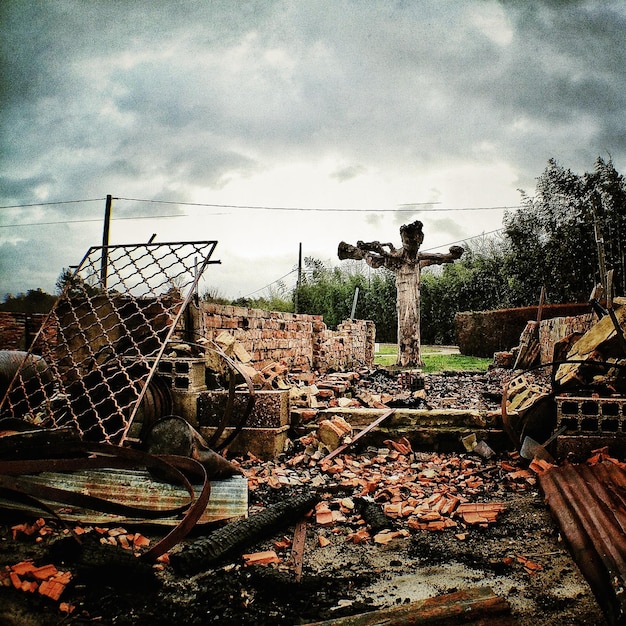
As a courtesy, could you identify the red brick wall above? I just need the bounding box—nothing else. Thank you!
[201,303,375,371]
[0,304,376,372]
[0,312,51,353]
[314,319,376,372]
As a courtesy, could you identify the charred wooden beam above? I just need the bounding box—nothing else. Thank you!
[302,586,514,626]
[170,491,319,576]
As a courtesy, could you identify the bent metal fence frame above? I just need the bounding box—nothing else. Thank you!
[0,241,219,446]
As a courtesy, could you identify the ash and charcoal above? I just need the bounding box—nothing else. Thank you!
[357,368,506,411]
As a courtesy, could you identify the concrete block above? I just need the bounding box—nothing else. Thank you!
[171,390,201,426]
[555,434,626,463]
[151,358,207,392]
[200,425,290,461]
[197,389,289,428]
[556,395,626,433]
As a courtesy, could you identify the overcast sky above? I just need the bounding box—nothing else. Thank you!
[2,1,625,301]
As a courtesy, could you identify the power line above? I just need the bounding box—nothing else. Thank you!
[115,197,439,212]
[241,228,508,298]
[0,195,522,228]
[406,205,523,211]
[421,228,505,252]
[0,198,104,209]
[0,214,186,229]
[0,197,524,213]
[239,269,299,299]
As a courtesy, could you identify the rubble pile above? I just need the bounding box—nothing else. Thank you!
[287,367,509,418]
[6,292,626,624]
[240,435,533,541]
[0,377,610,625]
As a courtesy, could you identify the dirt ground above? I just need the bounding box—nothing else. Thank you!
[0,369,609,625]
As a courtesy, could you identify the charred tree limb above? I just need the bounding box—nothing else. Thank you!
[355,497,393,535]
[302,586,513,626]
[170,491,320,576]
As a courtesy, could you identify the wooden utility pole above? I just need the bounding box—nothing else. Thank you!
[591,193,607,297]
[295,242,302,313]
[100,194,112,289]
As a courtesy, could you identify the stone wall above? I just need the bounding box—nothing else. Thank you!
[455,303,592,358]
[201,303,375,371]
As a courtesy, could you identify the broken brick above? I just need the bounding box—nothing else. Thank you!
[31,564,58,581]
[242,550,280,566]
[456,502,506,525]
[10,561,36,576]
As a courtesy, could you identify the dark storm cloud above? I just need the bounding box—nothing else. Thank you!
[2,0,626,297]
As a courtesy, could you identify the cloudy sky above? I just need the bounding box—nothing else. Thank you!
[2,1,625,301]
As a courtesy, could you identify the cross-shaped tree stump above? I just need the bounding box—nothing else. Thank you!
[338,220,464,367]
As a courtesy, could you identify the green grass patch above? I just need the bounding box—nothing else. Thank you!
[420,354,491,373]
[374,344,490,372]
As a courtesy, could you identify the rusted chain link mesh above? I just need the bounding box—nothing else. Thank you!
[0,241,219,445]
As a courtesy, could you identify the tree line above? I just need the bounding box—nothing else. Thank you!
[3,157,625,344]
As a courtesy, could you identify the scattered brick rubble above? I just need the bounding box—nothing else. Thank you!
[1,520,159,615]
[0,444,548,621]
[238,433,539,552]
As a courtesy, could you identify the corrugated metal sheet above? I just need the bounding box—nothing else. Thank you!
[539,461,626,625]
[0,469,247,526]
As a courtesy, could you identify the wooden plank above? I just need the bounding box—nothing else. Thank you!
[556,305,626,388]
[514,321,539,369]
[537,286,546,323]
[301,586,515,626]
[290,518,307,582]
[321,409,395,462]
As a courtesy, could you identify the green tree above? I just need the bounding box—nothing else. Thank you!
[296,258,361,328]
[55,267,101,298]
[586,157,626,296]
[360,269,397,343]
[0,289,56,313]
[295,257,397,341]
[202,287,235,306]
[420,236,512,344]
[502,157,626,305]
[231,281,294,312]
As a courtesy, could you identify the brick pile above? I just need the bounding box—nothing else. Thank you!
[238,436,543,549]
[1,518,158,615]
[0,312,51,353]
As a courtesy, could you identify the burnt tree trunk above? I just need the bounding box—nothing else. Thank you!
[396,263,422,366]
[339,220,463,368]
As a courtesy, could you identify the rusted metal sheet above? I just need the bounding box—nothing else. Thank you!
[0,470,247,526]
[539,462,626,625]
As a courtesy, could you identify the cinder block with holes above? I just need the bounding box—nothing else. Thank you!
[556,395,626,434]
[148,358,207,393]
